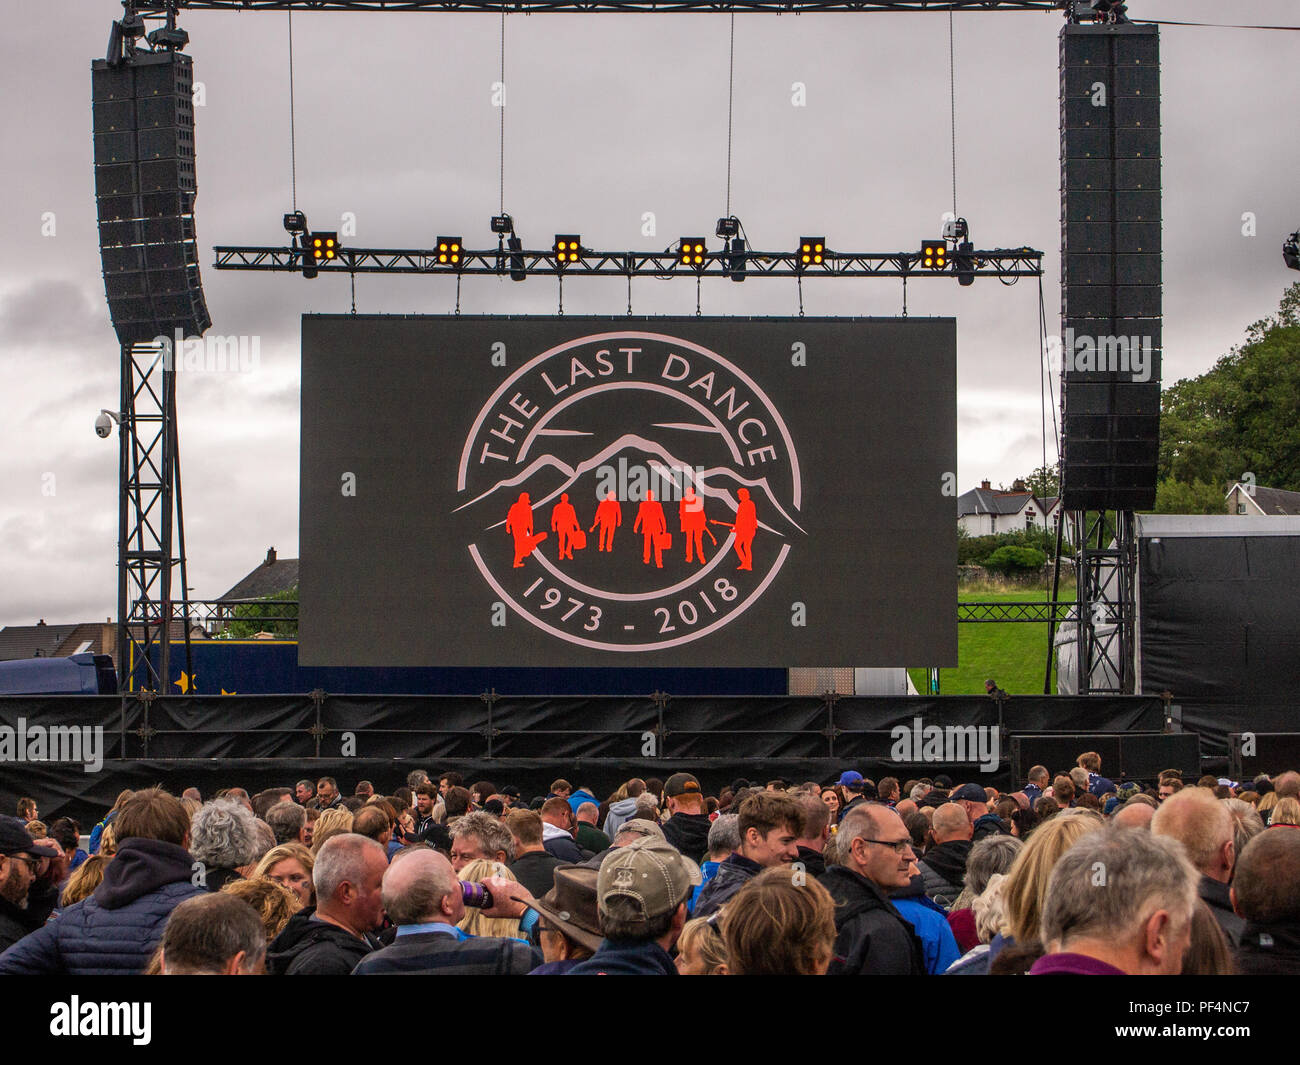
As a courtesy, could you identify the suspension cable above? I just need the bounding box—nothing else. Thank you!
[725,11,736,217]
[499,9,506,216]
[948,9,957,218]
[287,9,298,211]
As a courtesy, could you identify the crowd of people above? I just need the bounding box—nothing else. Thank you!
[1,756,1296,975]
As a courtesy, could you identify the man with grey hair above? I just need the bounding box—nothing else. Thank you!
[448,811,514,874]
[688,813,739,914]
[1152,787,1241,945]
[353,848,539,974]
[264,801,308,846]
[190,800,260,892]
[1223,797,1264,862]
[573,801,609,855]
[160,893,266,975]
[1030,828,1197,974]
[823,803,926,975]
[267,834,386,975]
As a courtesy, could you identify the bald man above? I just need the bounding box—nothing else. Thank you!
[1111,798,1156,830]
[352,848,540,975]
[1152,787,1241,945]
[917,803,973,907]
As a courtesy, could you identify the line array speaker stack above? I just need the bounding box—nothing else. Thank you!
[93,50,210,345]
[1060,23,1161,511]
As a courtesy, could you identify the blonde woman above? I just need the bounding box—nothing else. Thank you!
[310,808,354,855]
[993,809,1104,964]
[456,860,523,940]
[221,877,303,943]
[253,843,316,908]
[59,854,111,909]
[675,916,728,975]
[1269,796,1300,827]
[1258,792,1280,825]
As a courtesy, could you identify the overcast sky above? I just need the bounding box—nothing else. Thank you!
[1,0,1297,628]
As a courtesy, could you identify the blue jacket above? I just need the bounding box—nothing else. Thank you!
[0,837,206,975]
[892,898,961,975]
[688,860,721,916]
[566,939,677,975]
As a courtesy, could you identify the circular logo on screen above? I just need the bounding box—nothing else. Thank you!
[454,330,804,652]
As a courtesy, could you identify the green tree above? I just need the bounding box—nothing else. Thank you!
[217,585,298,639]
[982,545,1047,574]
[1159,283,1300,492]
[1017,464,1060,500]
[1153,478,1226,515]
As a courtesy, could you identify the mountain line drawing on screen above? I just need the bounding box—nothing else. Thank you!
[457,330,803,652]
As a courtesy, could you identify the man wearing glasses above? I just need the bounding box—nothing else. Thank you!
[0,816,61,952]
[822,804,927,975]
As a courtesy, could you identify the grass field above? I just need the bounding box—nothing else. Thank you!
[907,585,1076,696]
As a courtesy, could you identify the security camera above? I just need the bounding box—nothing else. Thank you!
[96,409,121,439]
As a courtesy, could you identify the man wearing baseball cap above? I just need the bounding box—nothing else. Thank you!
[566,836,701,975]
[660,772,711,863]
[0,817,61,951]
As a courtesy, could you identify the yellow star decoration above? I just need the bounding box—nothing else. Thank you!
[221,688,237,695]
[173,671,197,694]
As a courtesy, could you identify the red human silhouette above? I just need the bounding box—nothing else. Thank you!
[679,485,712,565]
[550,492,581,560]
[505,492,546,567]
[591,490,623,552]
[709,487,758,571]
[633,489,668,569]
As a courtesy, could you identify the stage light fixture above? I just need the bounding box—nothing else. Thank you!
[491,213,514,236]
[436,236,463,268]
[716,216,740,239]
[1285,233,1300,272]
[798,237,825,270]
[726,237,747,282]
[679,238,707,269]
[283,211,308,235]
[508,236,527,281]
[311,232,339,263]
[954,241,976,286]
[554,235,582,266]
[921,240,947,270]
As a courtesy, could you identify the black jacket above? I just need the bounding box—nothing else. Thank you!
[1199,876,1245,947]
[661,813,713,863]
[267,909,379,975]
[917,840,971,907]
[0,896,41,953]
[692,853,762,919]
[510,850,563,900]
[1235,921,1300,975]
[543,835,587,864]
[796,846,827,880]
[822,865,927,976]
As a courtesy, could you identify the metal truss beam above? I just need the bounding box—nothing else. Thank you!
[1071,509,1136,695]
[214,244,1043,279]
[118,340,177,693]
[136,2,1070,16]
[959,600,1077,623]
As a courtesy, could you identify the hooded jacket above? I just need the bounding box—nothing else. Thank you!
[0,837,206,975]
[822,865,926,976]
[602,797,641,839]
[917,839,972,907]
[266,908,379,975]
[661,813,713,864]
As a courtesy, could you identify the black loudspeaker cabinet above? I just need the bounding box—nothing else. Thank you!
[1059,22,1161,513]
[92,51,210,345]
